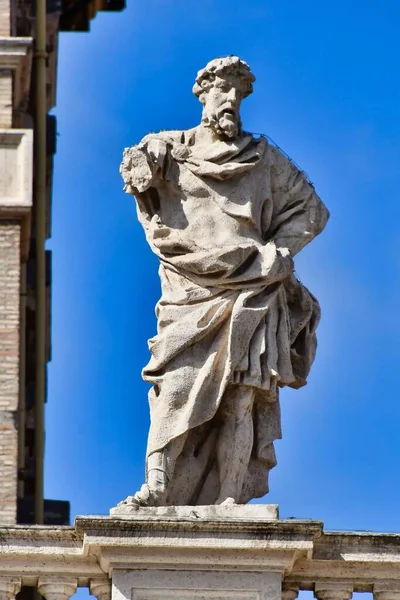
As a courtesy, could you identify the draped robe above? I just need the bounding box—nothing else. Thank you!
[121,128,329,505]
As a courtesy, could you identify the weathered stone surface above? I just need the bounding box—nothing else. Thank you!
[0,129,33,213]
[113,569,282,600]
[77,514,321,575]
[80,515,319,600]
[37,577,78,600]
[2,518,400,595]
[0,223,20,524]
[110,501,278,520]
[0,37,32,128]
[0,127,32,524]
[118,56,329,509]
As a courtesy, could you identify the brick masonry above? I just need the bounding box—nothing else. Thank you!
[0,221,20,524]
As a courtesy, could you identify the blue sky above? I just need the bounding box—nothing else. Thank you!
[45,0,400,532]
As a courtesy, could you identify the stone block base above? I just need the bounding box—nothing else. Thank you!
[109,502,279,521]
[113,569,281,600]
[76,507,322,600]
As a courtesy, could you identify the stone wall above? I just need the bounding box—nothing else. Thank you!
[0,72,12,128]
[0,0,16,128]
[0,221,20,524]
[0,0,32,524]
[0,514,399,600]
[0,0,11,36]
[0,0,16,525]
[0,127,33,525]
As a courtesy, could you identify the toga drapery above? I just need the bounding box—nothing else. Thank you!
[121,129,329,505]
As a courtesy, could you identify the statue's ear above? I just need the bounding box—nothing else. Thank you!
[200,80,211,97]
[199,86,208,105]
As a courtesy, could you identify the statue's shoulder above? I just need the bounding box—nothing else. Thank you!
[138,129,193,147]
[267,141,289,166]
[266,140,306,179]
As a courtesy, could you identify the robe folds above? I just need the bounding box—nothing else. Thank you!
[121,128,329,504]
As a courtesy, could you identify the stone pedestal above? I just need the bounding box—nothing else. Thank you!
[113,569,281,600]
[76,507,323,600]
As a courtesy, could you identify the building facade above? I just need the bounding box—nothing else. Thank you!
[0,0,125,526]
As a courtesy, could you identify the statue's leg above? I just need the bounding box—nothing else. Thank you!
[216,384,255,504]
[146,432,188,501]
[119,432,188,508]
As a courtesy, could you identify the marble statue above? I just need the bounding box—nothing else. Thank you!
[119,56,329,508]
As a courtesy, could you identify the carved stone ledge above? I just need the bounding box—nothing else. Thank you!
[3,519,400,598]
[0,37,32,108]
[282,583,299,600]
[314,582,353,600]
[77,515,321,575]
[37,577,78,600]
[90,579,111,600]
[374,584,400,600]
[0,578,21,600]
[0,38,31,69]
[0,128,33,258]
[0,129,32,214]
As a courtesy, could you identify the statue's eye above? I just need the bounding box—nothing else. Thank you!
[220,83,231,92]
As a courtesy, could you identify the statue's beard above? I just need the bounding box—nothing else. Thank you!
[202,109,241,140]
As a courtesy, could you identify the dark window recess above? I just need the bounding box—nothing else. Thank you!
[46,155,54,240]
[17,498,70,525]
[17,587,40,600]
[105,0,125,9]
[46,250,52,287]
[23,457,36,493]
[59,0,126,31]
[26,251,52,288]
[25,427,35,449]
[46,115,57,156]
[25,307,36,383]
[26,258,34,287]
[22,0,62,14]
[25,382,36,410]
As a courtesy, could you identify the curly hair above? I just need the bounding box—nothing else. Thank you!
[193,56,255,101]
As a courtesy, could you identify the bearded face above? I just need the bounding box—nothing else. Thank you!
[201,76,243,140]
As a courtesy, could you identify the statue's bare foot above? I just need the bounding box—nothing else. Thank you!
[116,495,141,510]
[118,483,167,509]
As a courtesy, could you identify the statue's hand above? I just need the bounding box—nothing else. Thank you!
[145,136,190,169]
[146,137,170,169]
[120,145,155,194]
[120,131,191,197]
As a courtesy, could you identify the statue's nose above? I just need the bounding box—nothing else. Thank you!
[226,88,237,103]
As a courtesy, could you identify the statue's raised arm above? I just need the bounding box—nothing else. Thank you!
[115,56,329,512]
[120,134,171,195]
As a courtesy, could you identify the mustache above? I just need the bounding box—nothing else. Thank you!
[217,105,237,119]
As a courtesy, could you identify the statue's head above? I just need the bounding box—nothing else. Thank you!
[193,56,255,140]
